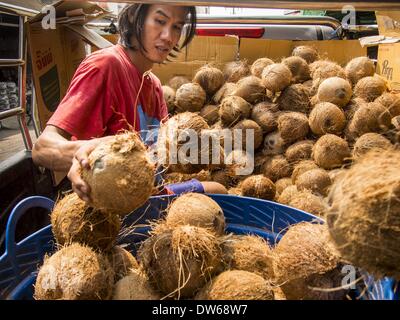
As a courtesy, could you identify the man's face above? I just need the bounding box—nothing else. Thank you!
[140,5,187,63]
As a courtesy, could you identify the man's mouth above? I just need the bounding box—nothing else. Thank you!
[155,46,170,54]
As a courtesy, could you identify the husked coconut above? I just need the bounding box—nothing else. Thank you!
[309,102,346,135]
[251,102,279,133]
[291,160,319,184]
[285,140,314,163]
[354,75,387,102]
[233,119,263,150]
[225,150,254,177]
[162,85,176,113]
[108,246,139,282]
[113,269,160,300]
[164,170,211,184]
[168,76,190,91]
[288,191,327,216]
[263,155,292,182]
[219,96,251,127]
[312,134,350,169]
[175,82,206,112]
[345,57,375,86]
[262,131,286,156]
[277,84,310,114]
[228,187,242,196]
[240,174,276,200]
[211,169,232,188]
[344,98,365,121]
[375,92,400,117]
[251,57,274,78]
[275,178,293,196]
[193,66,224,95]
[261,63,292,93]
[200,104,219,125]
[232,76,266,104]
[277,185,300,205]
[310,60,346,94]
[277,112,309,144]
[292,46,319,64]
[282,56,311,83]
[295,168,332,196]
[212,82,237,104]
[352,132,392,160]
[317,77,352,107]
[223,60,250,83]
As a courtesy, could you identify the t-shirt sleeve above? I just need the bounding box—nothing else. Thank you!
[47,60,113,140]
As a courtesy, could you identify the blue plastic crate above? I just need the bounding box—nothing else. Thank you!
[0,194,398,300]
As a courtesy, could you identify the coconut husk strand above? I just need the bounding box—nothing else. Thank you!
[138,225,222,299]
[112,269,161,300]
[285,140,314,163]
[288,191,327,216]
[219,95,251,127]
[309,102,346,135]
[81,131,155,216]
[51,193,121,251]
[233,119,264,150]
[231,75,266,104]
[261,63,292,93]
[251,102,279,133]
[193,66,224,96]
[282,56,311,83]
[292,46,319,64]
[34,243,114,300]
[277,112,309,145]
[240,174,276,200]
[354,75,388,102]
[295,168,332,197]
[263,155,292,182]
[327,149,400,279]
[277,84,310,114]
[352,132,392,160]
[175,82,207,112]
[168,76,190,91]
[312,134,350,169]
[345,57,375,86]
[223,60,251,83]
[317,77,352,108]
[375,92,400,117]
[108,246,139,282]
[251,57,274,78]
[200,104,219,126]
[162,85,176,113]
[212,82,237,104]
[291,160,319,184]
[195,270,274,300]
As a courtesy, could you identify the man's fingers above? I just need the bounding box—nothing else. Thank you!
[75,144,96,169]
[68,159,91,203]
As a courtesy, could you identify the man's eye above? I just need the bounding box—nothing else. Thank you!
[156,19,166,25]
[174,25,183,32]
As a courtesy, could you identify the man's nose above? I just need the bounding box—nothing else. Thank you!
[160,26,173,44]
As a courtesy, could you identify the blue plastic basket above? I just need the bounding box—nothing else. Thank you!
[0,194,397,300]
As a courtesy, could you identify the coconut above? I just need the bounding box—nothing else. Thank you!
[225,150,254,177]
[251,57,274,78]
[164,170,211,184]
[295,168,332,196]
[317,77,352,108]
[291,160,319,184]
[34,243,114,300]
[175,82,207,112]
[273,222,344,299]
[262,131,286,156]
[261,63,292,93]
[282,56,311,83]
[292,46,319,64]
[193,66,224,96]
[309,102,346,135]
[162,85,176,113]
[251,101,279,133]
[253,152,268,174]
[221,234,274,279]
[108,246,139,282]
[285,140,314,163]
[375,92,400,117]
[233,119,263,150]
[165,193,225,235]
[228,187,242,196]
[231,75,266,104]
[277,185,300,205]
[352,133,392,160]
[112,269,160,300]
[81,132,155,216]
[223,60,250,83]
[310,60,346,81]
[344,97,365,121]
[273,287,287,300]
[327,149,400,279]
[354,75,388,102]
[240,174,276,200]
[138,225,222,299]
[277,84,310,114]
[277,112,309,144]
[200,104,219,126]
[312,134,350,169]
[51,193,120,251]
[168,76,190,91]
[212,82,237,104]
[195,270,274,300]
[275,178,293,196]
[345,56,375,86]
[219,95,251,127]
[263,155,292,182]
[288,191,327,216]
[328,168,347,184]
[211,169,232,188]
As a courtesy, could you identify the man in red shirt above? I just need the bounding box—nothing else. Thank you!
[32,4,227,202]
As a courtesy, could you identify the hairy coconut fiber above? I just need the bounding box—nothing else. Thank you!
[327,149,400,279]
[165,193,225,235]
[288,191,327,216]
[354,76,388,102]
[251,101,279,133]
[273,287,287,300]
[273,222,343,299]
[317,77,352,108]
[34,243,114,300]
[277,84,311,114]
[309,102,346,135]
[352,133,392,160]
[223,60,250,83]
[328,168,347,184]
[345,57,375,86]
[193,66,224,96]
[261,63,292,93]
[220,234,274,279]
[375,92,400,118]
[164,170,211,184]
[347,101,392,139]
[277,112,309,145]
[285,140,314,163]
[138,225,222,299]
[240,174,276,200]
[275,178,293,196]
[291,160,319,184]
[292,46,319,64]
[200,104,219,126]
[51,193,121,251]
[212,82,237,104]
[263,155,292,182]
[108,246,139,282]
[262,131,286,156]
[162,85,176,113]
[219,95,251,127]
[282,56,311,83]
[113,269,160,300]
[168,76,190,91]
[295,168,332,197]
[195,270,274,300]
[277,185,300,205]
[81,132,155,216]
[312,134,350,169]
[310,60,346,82]
[225,150,254,177]
[232,76,266,104]
[233,119,263,150]
[251,57,274,78]
[344,97,365,121]
[175,82,207,112]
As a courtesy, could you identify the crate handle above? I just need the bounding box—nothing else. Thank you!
[6,196,54,257]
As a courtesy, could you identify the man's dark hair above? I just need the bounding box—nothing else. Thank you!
[118,4,196,58]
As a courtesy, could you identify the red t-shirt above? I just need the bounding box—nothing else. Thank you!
[48,44,168,143]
